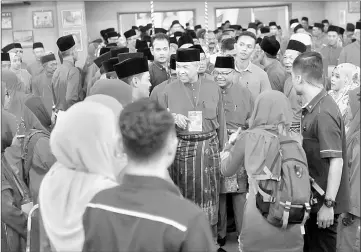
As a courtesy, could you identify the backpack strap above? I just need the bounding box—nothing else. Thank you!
[22,130,49,186]
[253,166,281,181]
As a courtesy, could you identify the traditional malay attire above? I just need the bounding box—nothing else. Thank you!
[214,56,254,244]
[51,35,82,111]
[312,23,328,52]
[124,29,138,53]
[31,53,57,115]
[159,48,227,240]
[260,36,287,92]
[27,42,45,77]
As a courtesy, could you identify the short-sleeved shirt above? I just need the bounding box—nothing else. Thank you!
[149,61,170,93]
[301,89,350,214]
[235,61,272,100]
[264,60,287,92]
[82,174,217,252]
[338,40,360,67]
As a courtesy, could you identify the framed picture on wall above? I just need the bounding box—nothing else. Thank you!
[63,30,83,51]
[117,9,195,35]
[13,30,34,48]
[33,10,54,28]
[62,10,83,28]
[2,12,13,30]
[348,1,360,13]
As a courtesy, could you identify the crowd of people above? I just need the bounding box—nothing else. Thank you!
[1,13,360,252]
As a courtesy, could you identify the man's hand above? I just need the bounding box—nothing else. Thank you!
[317,205,334,228]
[174,114,190,129]
[229,127,242,145]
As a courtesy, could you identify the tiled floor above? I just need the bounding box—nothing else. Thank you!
[221,232,239,252]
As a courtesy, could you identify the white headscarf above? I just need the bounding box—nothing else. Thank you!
[39,101,121,252]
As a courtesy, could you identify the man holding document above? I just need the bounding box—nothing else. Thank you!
[159,48,227,243]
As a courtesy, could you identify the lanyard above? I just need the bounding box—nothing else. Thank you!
[180,77,202,109]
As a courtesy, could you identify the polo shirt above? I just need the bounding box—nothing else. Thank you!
[301,89,350,214]
[235,61,272,100]
[149,61,170,93]
[82,174,217,252]
[264,60,288,92]
[338,40,360,67]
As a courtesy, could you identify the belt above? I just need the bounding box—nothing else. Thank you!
[177,131,217,142]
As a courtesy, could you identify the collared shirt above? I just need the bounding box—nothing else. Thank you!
[264,60,288,92]
[221,80,254,131]
[159,77,227,148]
[320,44,342,77]
[235,61,272,100]
[312,33,328,52]
[149,61,170,93]
[82,174,217,252]
[338,40,360,67]
[27,60,44,77]
[31,71,54,115]
[301,89,350,214]
[51,60,82,111]
[150,74,177,105]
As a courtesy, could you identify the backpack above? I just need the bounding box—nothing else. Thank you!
[253,132,312,229]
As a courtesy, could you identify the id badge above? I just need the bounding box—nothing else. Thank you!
[188,111,202,132]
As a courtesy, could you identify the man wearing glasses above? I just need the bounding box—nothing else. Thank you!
[212,56,254,249]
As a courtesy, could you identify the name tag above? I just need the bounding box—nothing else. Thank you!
[188,111,202,132]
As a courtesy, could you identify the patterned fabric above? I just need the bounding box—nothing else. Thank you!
[169,131,220,225]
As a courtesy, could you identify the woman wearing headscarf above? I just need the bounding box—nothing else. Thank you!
[337,87,360,252]
[10,54,32,94]
[22,96,55,203]
[220,90,304,252]
[38,100,123,252]
[2,70,27,177]
[1,110,31,252]
[329,63,360,121]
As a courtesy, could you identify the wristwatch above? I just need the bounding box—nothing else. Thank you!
[323,198,336,208]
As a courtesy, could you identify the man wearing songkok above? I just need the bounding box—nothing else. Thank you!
[338,21,360,67]
[312,23,328,52]
[114,57,151,101]
[158,48,227,244]
[213,56,253,248]
[95,27,115,56]
[269,22,278,36]
[84,51,111,95]
[259,26,270,38]
[3,43,27,69]
[320,25,344,88]
[294,24,306,34]
[301,17,313,33]
[322,19,330,33]
[150,54,177,105]
[1,52,11,70]
[189,44,213,80]
[106,31,120,44]
[124,29,139,52]
[102,57,119,79]
[31,53,57,115]
[289,18,300,34]
[149,33,171,93]
[234,31,271,100]
[82,98,217,252]
[343,23,355,47]
[194,24,202,34]
[259,36,287,92]
[177,33,194,48]
[51,34,82,112]
[247,22,258,36]
[283,38,307,140]
[135,39,148,51]
[27,42,45,76]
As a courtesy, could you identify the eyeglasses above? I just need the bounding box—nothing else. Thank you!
[212,70,233,76]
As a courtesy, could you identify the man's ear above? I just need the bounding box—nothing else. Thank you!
[150,47,155,56]
[132,76,140,88]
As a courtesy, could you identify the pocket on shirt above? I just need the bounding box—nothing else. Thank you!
[203,101,217,119]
